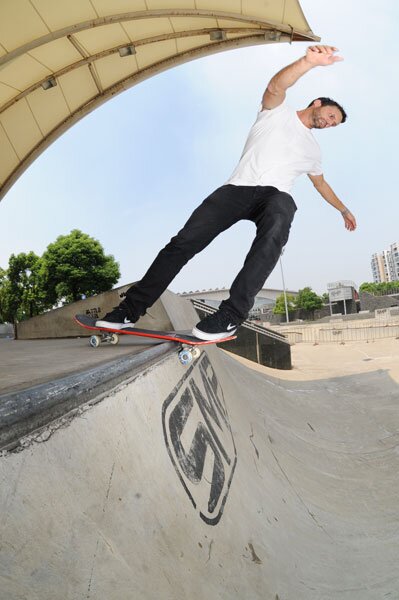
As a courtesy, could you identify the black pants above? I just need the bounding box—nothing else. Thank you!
[122,184,297,321]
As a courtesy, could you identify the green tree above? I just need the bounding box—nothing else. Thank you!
[41,229,120,304]
[294,287,323,312]
[321,292,329,304]
[273,293,296,315]
[0,252,49,323]
[360,282,378,294]
[0,267,7,323]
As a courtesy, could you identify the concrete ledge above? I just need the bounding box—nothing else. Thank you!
[15,284,174,339]
[0,342,174,452]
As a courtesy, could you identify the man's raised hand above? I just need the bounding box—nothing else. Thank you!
[305,45,343,67]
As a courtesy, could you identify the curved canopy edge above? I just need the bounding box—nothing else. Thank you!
[0,1,320,201]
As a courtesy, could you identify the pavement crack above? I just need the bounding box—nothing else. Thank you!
[86,538,100,599]
[248,542,262,564]
[104,461,116,508]
[269,444,333,541]
[206,539,214,563]
[250,424,260,459]
[87,457,118,597]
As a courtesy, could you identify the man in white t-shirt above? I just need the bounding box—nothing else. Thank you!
[97,45,357,340]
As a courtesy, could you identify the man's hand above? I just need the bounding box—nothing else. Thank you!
[305,45,343,67]
[341,208,357,231]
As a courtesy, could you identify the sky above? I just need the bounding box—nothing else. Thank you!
[1,0,398,296]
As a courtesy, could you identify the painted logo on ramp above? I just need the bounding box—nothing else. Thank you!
[162,354,237,525]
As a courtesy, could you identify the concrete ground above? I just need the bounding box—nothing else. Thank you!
[0,337,156,395]
[232,336,399,383]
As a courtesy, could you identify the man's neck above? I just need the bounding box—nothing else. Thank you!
[296,108,312,129]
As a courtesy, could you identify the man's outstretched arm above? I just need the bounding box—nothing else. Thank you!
[262,45,343,110]
[308,173,357,231]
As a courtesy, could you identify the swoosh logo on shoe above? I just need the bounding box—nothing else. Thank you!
[124,317,131,324]
[227,323,236,331]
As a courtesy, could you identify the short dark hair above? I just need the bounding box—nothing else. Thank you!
[307,97,347,123]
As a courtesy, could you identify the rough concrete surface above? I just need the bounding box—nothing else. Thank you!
[0,337,155,395]
[234,336,399,383]
[1,337,398,599]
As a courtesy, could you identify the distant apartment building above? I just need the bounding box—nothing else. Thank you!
[391,242,399,279]
[371,242,399,282]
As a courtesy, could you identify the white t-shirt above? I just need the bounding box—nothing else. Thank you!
[226,103,323,194]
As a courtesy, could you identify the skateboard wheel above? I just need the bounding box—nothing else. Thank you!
[191,347,201,359]
[110,333,119,345]
[179,348,193,365]
[89,335,101,348]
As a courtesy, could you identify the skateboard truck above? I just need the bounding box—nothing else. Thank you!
[89,332,119,348]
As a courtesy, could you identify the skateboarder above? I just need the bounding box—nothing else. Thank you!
[97,44,356,340]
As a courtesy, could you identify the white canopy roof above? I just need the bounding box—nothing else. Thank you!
[0,0,319,201]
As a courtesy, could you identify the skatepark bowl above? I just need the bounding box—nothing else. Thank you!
[0,295,398,600]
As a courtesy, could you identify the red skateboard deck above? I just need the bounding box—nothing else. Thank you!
[74,314,236,347]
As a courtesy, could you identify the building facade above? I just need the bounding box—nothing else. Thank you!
[327,280,358,315]
[179,287,298,318]
[371,243,399,282]
[390,242,399,280]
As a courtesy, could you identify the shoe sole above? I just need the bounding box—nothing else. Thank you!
[95,321,134,330]
[191,326,236,341]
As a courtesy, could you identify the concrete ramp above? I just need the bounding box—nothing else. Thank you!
[1,340,398,599]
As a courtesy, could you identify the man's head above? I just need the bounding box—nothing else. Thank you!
[307,97,347,129]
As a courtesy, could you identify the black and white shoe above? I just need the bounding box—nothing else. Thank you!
[96,306,135,330]
[192,310,241,341]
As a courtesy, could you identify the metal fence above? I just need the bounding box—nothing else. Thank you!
[366,287,399,297]
[284,324,399,344]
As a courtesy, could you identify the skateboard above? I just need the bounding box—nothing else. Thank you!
[74,314,236,365]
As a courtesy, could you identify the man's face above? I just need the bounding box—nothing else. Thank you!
[311,102,343,129]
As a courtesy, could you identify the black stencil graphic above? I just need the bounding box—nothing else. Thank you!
[162,354,237,525]
[85,307,100,318]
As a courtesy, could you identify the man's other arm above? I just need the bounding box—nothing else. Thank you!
[308,173,356,231]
